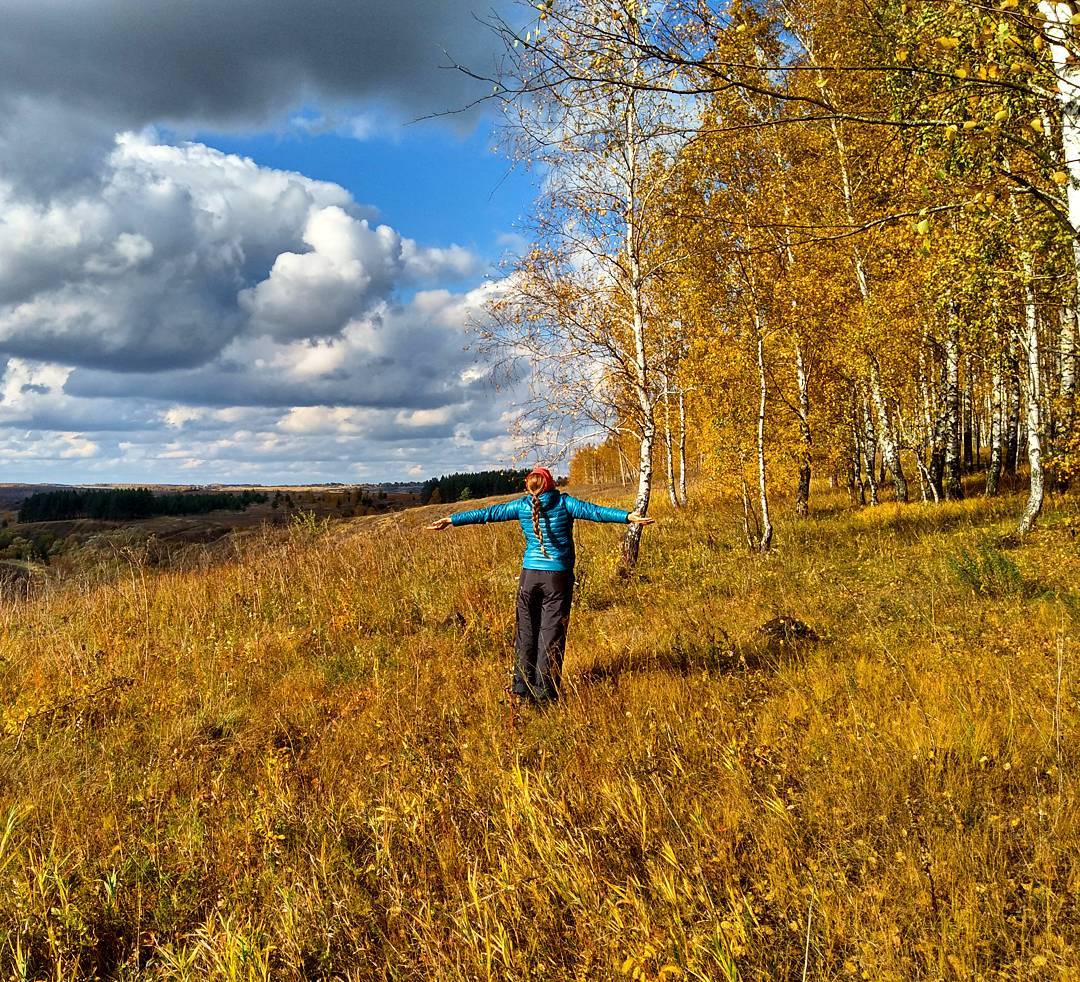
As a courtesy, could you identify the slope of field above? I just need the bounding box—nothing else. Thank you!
[0,488,420,584]
[0,486,1077,979]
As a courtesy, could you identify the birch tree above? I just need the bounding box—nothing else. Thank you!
[484,0,685,569]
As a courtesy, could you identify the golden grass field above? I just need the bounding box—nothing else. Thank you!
[0,484,1076,980]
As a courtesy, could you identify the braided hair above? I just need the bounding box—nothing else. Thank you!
[525,471,550,559]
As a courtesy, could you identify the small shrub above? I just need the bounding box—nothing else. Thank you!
[946,541,1035,598]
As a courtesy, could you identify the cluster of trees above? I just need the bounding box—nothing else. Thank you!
[0,528,59,564]
[421,470,536,504]
[482,0,1080,563]
[18,489,268,523]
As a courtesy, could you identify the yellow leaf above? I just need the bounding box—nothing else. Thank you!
[994,107,1008,122]
[915,219,931,235]
[1029,117,1044,133]
[1053,170,1069,184]
[945,123,959,139]
[955,65,969,78]
[963,120,978,130]
[896,48,909,62]
[936,36,961,48]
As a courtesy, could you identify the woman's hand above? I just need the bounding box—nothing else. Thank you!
[425,517,453,531]
[627,511,656,526]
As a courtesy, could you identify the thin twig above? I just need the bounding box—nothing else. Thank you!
[802,893,814,981]
[5,675,134,750]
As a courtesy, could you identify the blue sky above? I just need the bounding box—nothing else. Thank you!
[0,0,544,485]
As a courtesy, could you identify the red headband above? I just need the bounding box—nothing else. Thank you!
[527,467,556,493]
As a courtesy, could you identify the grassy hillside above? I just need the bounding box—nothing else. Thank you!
[0,486,1077,980]
[0,488,418,590]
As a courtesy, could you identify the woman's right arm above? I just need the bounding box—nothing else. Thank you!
[426,500,520,530]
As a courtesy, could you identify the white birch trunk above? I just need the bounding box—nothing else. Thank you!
[1019,264,1046,534]
[677,387,688,506]
[986,356,1004,496]
[1039,3,1080,241]
[618,94,655,571]
[943,312,964,499]
[1005,183,1047,531]
[755,319,773,552]
[662,374,678,508]
[861,390,879,506]
[1041,2,1080,467]
[794,342,813,517]
[1059,288,1077,461]
[972,356,980,471]
[621,296,654,569]
[868,358,909,501]
[1060,297,1077,408]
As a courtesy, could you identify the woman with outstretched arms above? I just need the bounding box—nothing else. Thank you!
[426,467,653,704]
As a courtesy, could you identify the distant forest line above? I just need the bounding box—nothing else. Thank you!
[18,488,269,523]
[420,469,549,504]
[13,471,562,523]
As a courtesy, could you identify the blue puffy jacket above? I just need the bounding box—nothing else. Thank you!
[451,489,630,571]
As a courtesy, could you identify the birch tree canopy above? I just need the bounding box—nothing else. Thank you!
[486,0,1079,544]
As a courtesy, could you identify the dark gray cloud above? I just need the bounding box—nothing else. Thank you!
[0,0,514,198]
[0,0,506,133]
[63,285,500,410]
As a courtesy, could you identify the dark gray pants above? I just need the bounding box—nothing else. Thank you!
[513,569,574,702]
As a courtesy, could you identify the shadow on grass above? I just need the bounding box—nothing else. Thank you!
[571,617,824,689]
[801,500,1017,548]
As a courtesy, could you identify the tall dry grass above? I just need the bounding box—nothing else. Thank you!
[0,487,1076,980]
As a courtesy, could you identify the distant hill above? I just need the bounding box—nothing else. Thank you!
[0,484,76,510]
[0,481,428,511]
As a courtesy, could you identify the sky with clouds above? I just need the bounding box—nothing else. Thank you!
[0,0,536,485]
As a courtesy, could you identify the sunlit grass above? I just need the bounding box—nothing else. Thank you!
[0,486,1076,979]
